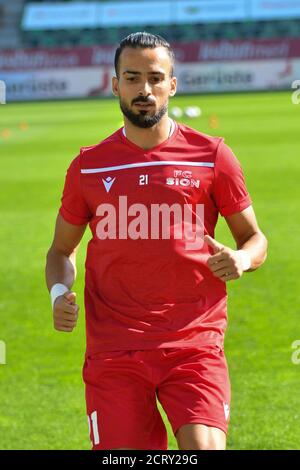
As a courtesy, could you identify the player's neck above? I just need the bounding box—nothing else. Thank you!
[123,114,173,150]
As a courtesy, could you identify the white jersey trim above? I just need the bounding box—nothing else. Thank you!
[81,161,214,174]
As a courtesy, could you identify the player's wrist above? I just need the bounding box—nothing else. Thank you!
[50,283,69,309]
[236,250,251,271]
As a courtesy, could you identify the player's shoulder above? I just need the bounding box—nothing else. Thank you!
[79,128,122,159]
[177,122,223,148]
[65,129,122,171]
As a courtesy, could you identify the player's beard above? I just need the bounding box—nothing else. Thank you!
[119,97,168,128]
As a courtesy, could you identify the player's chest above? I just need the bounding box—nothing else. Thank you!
[81,157,215,212]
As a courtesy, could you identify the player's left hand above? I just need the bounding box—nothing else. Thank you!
[204,235,244,282]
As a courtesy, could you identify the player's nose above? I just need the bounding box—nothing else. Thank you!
[138,80,152,96]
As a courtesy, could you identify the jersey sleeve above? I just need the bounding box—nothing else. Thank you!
[59,155,92,225]
[213,140,252,217]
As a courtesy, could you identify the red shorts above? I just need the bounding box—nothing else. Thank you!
[82,345,231,450]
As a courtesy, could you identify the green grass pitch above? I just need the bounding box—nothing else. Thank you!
[0,91,300,449]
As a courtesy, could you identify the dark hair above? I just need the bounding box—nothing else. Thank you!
[114,31,175,78]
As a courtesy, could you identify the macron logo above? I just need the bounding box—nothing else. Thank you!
[102,176,116,193]
[223,402,230,421]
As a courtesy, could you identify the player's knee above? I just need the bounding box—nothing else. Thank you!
[198,438,225,450]
[176,423,226,450]
[178,435,225,450]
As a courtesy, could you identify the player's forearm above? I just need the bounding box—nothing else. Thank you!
[45,247,77,292]
[237,230,268,272]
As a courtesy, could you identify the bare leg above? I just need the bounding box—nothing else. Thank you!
[175,424,226,450]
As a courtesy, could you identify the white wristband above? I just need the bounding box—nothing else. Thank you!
[50,283,69,309]
[237,250,251,271]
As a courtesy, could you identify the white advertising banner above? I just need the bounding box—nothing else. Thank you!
[1,59,299,101]
[21,0,300,30]
[176,59,300,93]
[0,66,113,102]
[176,0,247,24]
[99,1,171,27]
[251,0,300,20]
[22,2,100,30]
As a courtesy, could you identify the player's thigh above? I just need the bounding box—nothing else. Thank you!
[157,345,231,448]
[83,351,167,450]
[175,423,226,450]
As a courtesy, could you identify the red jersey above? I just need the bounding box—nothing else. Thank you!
[59,122,252,355]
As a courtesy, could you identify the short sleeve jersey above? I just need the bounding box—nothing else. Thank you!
[59,122,252,355]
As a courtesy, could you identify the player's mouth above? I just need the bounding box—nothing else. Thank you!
[134,102,154,109]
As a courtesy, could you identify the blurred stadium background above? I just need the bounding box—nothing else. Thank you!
[0,0,300,450]
[1,0,300,99]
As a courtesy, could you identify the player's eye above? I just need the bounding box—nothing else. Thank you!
[152,76,164,85]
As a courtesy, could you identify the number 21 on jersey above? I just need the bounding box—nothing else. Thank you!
[139,174,149,185]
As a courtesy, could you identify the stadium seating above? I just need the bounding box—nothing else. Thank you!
[0,0,24,49]
[0,0,300,50]
[18,18,300,49]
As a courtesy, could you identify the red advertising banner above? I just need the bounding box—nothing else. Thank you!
[1,38,300,72]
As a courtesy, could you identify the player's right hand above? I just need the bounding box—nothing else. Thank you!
[53,291,79,333]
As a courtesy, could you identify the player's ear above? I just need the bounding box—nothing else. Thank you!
[112,76,119,97]
[169,76,177,97]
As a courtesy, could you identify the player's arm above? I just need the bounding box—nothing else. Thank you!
[45,214,87,332]
[224,205,267,271]
[205,206,268,282]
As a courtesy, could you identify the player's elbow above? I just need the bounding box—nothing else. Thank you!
[46,242,75,260]
[262,234,268,266]
[247,230,268,272]
[259,230,268,263]
[46,245,61,264]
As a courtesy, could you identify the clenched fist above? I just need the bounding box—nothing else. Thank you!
[205,235,250,282]
[53,291,79,332]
